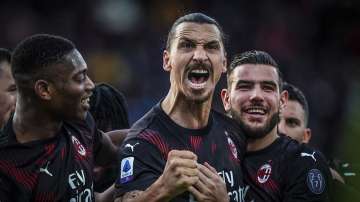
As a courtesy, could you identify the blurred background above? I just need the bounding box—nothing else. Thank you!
[1,0,359,162]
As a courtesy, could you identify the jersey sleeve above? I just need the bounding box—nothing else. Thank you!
[283,147,332,202]
[114,136,165,198]
[0,175,12,202]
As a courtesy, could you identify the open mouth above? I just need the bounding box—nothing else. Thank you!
[244,106,267,115]
[81,97,90,109]
[186,68,210,89]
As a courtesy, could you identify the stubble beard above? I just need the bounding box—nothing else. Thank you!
[231,109,280,139]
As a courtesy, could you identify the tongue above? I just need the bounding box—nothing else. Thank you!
[191,76,206,84]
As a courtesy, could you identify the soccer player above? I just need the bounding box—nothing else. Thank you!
[0,34,120,201]
[221,50,332,201]
[278,82,311,144]
[114,13,247,202]
[0,48,16,129]
[90,83,130,192]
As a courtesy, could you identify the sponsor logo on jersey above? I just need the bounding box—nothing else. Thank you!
[301,151,317,162]
[71,136,86,156]
[257,163,272,184]
[124,142,140,152]
[307,169,325,194]
[39,161,53,177]
[120,157,134,183]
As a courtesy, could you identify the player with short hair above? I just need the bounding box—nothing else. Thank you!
[0,34,119,201]
[0,48,16,129]
[114,13,247,202]
[278,82,311,143]
[221,50,332,201]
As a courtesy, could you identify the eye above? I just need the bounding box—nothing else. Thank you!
[286,118,300,128]
[236,83,252,91]
[262,84,276,92]
[75,72,86,82]
[7,84,17,92]
[179,41,195,49]
[205,42,220,50]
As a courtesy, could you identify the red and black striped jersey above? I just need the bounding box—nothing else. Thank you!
[114,102,248,202]
[0,113,103,202]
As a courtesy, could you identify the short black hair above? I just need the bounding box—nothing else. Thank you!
[0,48,11,64]
[227,50,283,90]
[11,34,75,93]
[283,82,310,126]
[166,12,226,51]
[89,83,130,132]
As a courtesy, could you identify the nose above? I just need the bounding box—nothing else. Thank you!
[193,47,208,62]
[85,76,95,92]
[249,86,264,102]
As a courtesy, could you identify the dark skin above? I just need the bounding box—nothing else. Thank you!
[12,49,119,165]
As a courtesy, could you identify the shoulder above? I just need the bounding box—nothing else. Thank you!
[212,109,247,141]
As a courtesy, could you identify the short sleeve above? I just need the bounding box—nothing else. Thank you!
[114,137,165,198]
[283,148,332,202]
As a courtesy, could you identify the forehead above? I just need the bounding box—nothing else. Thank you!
[59,49,87,73]
[0,61,11,78]
[230,64,279,84]
[283,101,305,120]
[173,22,222,43]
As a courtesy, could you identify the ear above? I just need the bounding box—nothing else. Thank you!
[279,90,289,113]
[221,57,227,73]
[34,80,53,100]
[221,88,231,112]
[303,128,312,144]
[163,50,171,72]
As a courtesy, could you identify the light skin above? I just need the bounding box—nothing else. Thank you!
[278,100,311,143]
[221,64,288,152]
[0,61,16,128]
[116,22,228,202]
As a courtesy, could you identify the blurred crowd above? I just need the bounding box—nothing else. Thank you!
[1,0,359,160]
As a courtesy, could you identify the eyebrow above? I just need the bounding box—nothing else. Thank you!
[178,37,220,46]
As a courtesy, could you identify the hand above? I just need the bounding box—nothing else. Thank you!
[157,150,199,199]
[188,162,229,202]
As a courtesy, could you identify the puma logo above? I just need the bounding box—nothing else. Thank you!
[39,161,53,177]
[125,143,140,152]
[301,151,316,162]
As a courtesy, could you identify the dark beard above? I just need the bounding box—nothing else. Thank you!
[231,110,280,139]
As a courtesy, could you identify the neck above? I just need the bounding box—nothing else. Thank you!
[161,89,212,129]
[247,127,279,152]
[12,97,62,143]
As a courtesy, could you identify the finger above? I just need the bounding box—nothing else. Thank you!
[198,163,218,179]
[167,158,198,169]
[194,173,212,194]
[174,167,199,177]
[169,150,198,160]
[188,186,205,201]
[204,162,218,174]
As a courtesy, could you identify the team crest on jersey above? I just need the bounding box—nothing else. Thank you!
[120,157,134,184]
[257,163,272,184]
[71,136,86,156]
[307,169,325,194]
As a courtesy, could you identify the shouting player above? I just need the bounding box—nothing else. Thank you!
[114,13,247,202]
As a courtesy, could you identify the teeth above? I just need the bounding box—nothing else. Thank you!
[191,69,208,74]
[246,108,266,114]
[81,98,90,105]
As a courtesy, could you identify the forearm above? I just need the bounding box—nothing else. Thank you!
[116,177,173,202]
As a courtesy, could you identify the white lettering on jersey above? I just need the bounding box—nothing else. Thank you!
[69,169,86,189]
